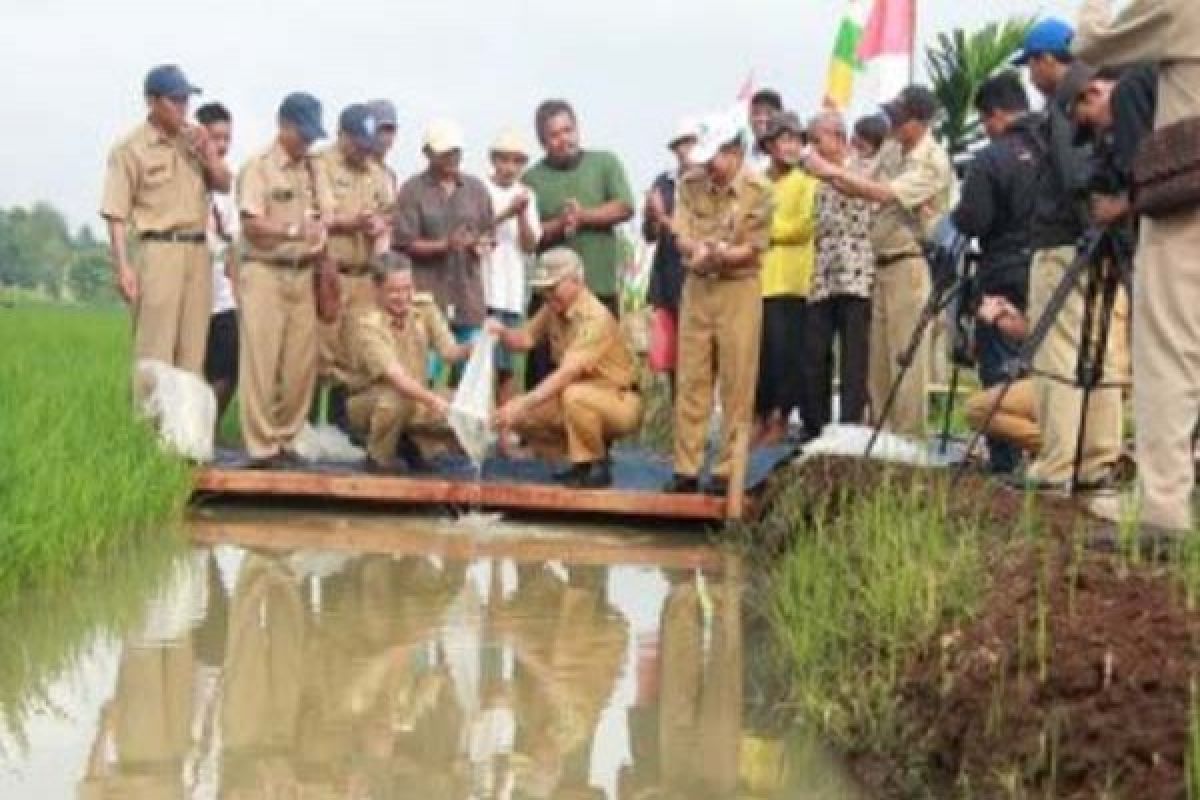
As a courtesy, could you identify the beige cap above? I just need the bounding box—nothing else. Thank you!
[489,127,530,158]
[529,247,584,289]
[423,118,464,154]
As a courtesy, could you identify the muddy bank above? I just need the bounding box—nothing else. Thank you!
[746,458,1200,799]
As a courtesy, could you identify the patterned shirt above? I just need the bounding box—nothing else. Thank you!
[812,177,876,302]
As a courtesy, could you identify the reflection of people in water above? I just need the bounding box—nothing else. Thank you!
[499,563,631,799]
[79,549,216,800]
[621,561,743,800]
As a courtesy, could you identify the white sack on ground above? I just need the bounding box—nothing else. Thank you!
[450,330,499,467]
[136,359,215,463]
[291,422,365,463]
[799,424,956,468]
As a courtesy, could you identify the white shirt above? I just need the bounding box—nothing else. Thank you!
[208,194,238,314]
[483,177,541,314]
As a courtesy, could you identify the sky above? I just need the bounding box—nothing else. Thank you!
[0,0,1079,233]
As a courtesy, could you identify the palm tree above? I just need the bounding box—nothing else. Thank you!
[925,16,1036,159]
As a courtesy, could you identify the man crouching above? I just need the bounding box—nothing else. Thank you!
[489,248,643,488]
[344,255,471,473]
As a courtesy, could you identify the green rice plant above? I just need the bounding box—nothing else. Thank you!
[761,474,986,751]
[0,307,193,601]
[1189,678,1200,800]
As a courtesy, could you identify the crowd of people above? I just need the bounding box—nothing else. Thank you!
[101,0,1199,546]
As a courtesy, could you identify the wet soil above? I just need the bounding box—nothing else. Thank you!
[755,458,1200,799]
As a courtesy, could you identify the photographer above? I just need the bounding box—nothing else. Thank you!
[951,72,1040,474]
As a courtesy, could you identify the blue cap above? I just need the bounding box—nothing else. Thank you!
[367,98,398,128]
[278,92,327,144]
[339,104,378,151]
[144,65,200,99]
[1013,18,1075,66]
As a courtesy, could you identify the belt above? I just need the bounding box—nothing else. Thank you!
[691,268,759,282]
[140,230,206,244]
[338,262,371,276]
[258,255,318,269]
[876,251,923,268]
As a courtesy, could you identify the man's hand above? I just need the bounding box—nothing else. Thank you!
[184,125,214,161]
[484,317,508,338]
[448,225,477,254]
[302,216,327,254]
[1091,193,1130,227]
[472,232,496,260]
[431,394,451,419]
[492,396,526,431]
[683,240,716,274]
[977,295,1007,326]
[114,262,138,305]
[562,199,582,237]
[506,191,530,218]
[804,151,841,182]
[645,187,667,228]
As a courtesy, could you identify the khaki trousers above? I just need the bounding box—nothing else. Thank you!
[1026,246,1127,484]
[673,275,762,479]
[318,272,375,383]
[517,383,642,464]
[112,641,194,768]
[965,378,1042,456]
[868,256,931,439]
[237,261,318,459]
[132,240,211,377]
[1134,209,1200,532]
[346,385,446,466]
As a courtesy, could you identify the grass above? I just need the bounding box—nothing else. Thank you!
[0,305,193,602]
[740,472,986,758]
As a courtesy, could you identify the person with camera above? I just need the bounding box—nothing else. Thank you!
[1014,19,1126,494]
[1075,0,1200,543]
[950,72,1041,475]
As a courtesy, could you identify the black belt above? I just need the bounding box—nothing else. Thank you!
[877,251,923,268]
[259,255,317,269]
[338,263,371,276]
[140,230,206,244]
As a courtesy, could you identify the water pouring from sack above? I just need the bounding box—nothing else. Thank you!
[449,330,500,521]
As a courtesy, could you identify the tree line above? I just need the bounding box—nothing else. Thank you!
[0,204,115,305]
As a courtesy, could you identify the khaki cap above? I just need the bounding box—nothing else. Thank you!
[529,247,584,289]
[423,118,464,154]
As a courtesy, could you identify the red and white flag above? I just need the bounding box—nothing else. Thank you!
[857,0,915,104]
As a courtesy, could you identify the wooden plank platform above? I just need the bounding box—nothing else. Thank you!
[190,516,728,572]
[193,466,736,522]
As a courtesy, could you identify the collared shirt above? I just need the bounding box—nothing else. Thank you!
[316,146,395,270]
[100,120,210,233]
[483,177,542,315]
[393,169,494,327]
[813,175,876,302]
[869,132,955,260]
[344,297,457,393]
[236,141,335,263]
[762,167,818,297]
[208,194,238,313]
[674,166,774,274]
[522,288,638,390]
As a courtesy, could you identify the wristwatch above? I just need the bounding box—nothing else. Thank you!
[286,223,300,240]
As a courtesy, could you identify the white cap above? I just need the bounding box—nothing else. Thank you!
[489,127,530,158]
[667,115,702,149]
[690,111,745,164]
[423,118,464,154]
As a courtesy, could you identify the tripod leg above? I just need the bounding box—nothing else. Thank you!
[939,366,960,456]
[1071,255,1123,493]
[1070,260,1103,492]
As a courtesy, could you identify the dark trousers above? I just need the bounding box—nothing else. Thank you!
[755,296,806,419]
[525,292,620,390]
[975,321,1024,473]
[802,295,870,435]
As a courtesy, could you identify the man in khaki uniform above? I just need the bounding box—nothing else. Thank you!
[237,92,336,467]
[315,104,395,428]
[343,258,470,472]
[1075,0,1200,539]
[101,64,232,391]
[664,112,773,496]
[489,248,643,489]
[807,85,956,440]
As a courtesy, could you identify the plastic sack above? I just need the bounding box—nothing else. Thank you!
[449,330,499,466]
[136,359,216,463]
[798,423,964,468]
[648,307,677,373]
[291,422,365,464]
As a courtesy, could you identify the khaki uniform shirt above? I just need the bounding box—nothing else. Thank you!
[236,141,334,263]
[674,166,774,276]
[345,296,456,392]
[315,147,395,271]
[100,121,209,233]
[869,132,955,259]
[522,288,638,389]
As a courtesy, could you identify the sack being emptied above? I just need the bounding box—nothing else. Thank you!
[449,330,499,467]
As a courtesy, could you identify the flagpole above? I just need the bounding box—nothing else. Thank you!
[908,0,917,83]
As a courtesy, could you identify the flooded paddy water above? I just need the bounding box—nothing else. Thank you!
[0,507,861,799]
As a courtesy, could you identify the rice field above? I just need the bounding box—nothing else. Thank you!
[0,305,193,603]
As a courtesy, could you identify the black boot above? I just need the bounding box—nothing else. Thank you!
[327,385,350,434]
[704,476,729,497]
[662,474,700,494]
[564,461,612,489]
[396,435,432,473]
[555,462,590,486]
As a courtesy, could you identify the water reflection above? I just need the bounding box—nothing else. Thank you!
[4,513,860,799]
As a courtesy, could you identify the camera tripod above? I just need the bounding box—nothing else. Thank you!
[951,227,1134,491]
